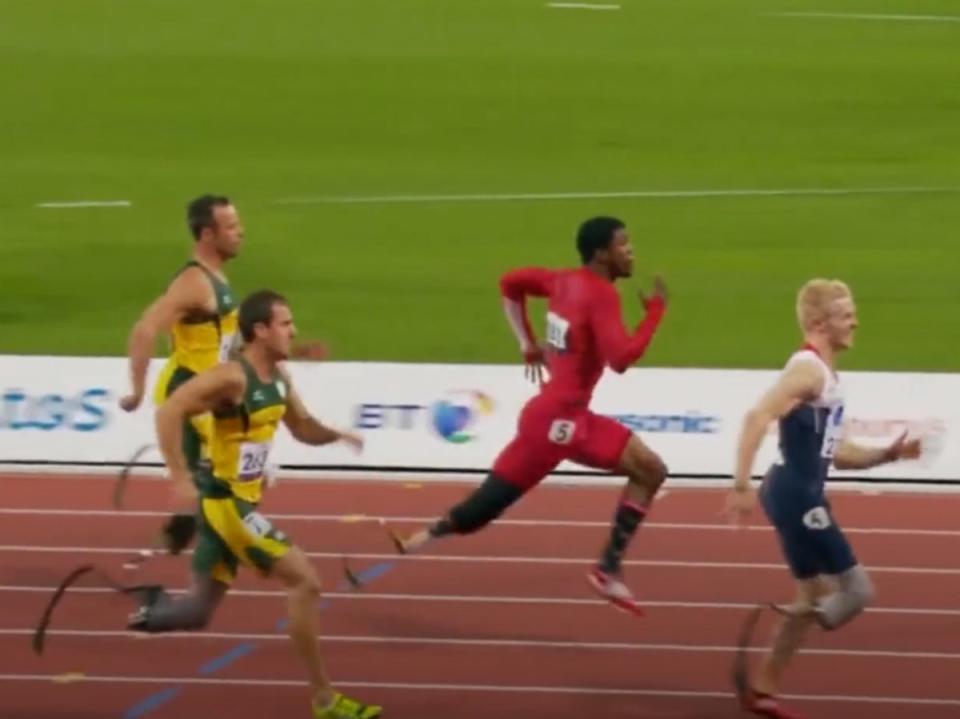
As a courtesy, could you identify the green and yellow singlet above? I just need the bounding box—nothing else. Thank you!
[202,359,287,505]
[151,261,239,470]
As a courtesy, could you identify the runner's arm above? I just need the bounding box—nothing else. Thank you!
[122,268,214,408]
[499,267,555,355]
[591,288,666,373]
[155,363,246,486]
[733,361,823,490]
[834,434,921,469]
[279,369,358,447]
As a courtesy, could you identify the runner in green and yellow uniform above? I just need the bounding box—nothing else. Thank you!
[120,194,242,473]
[128,289,380,719]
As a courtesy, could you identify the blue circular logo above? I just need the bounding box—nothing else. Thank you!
[430,391,495,444]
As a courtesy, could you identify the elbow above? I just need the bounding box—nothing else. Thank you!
[498,275,522,302]
[743,408,772,435]
[131,319,156,348]
[608,351,638,374]
[832,456,853,470]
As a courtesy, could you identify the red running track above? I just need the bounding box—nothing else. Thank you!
[1,472,959,719]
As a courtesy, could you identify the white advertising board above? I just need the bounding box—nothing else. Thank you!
[0,356,956,484]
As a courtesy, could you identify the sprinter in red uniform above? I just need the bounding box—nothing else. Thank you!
[389,217,669,613]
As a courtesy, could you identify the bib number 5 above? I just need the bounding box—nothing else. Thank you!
[548,419,576,445]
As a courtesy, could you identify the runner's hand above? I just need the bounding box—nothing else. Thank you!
[524,346,547,386]
[722,485,756,526]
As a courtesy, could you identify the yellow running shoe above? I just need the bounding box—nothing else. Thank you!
[313,692,382,718]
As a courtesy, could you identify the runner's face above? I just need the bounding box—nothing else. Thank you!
[210,204,243,260]
[826,296,858,350]
[258,302,296,359]
[607,229,634,278]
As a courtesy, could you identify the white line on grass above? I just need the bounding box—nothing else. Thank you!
[769,12,960,24]
[35,200,132,209]
[548,2,621,9]
[272,185,960,206]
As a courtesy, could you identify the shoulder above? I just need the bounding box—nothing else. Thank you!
[587,275,619,305]
[780,351,828,399]
[166,265,215,304]
[783,350,829,377]
[217,360,249,389]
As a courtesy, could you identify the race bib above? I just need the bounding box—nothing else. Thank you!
[820,405,845,459]
[218,332,238,363]
[545,312,569,352]
[548,419,576,445]
[237,441,270,482]
[242,511,274,538]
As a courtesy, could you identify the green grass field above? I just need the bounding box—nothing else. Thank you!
[1,0,958,370]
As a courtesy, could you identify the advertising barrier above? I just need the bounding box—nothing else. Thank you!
[0,355,956,484]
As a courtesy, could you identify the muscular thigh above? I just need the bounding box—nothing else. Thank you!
[568,412,633,472]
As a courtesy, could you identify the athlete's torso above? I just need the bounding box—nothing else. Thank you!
[168,261,239,374]
[204,359,288,504]
[768,348,845,499]
[541,268,618,405]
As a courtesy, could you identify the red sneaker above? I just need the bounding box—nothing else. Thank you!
[741,690,807,719]
[585,568,644,617]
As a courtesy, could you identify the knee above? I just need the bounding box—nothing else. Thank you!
[180,600,218,631]
[850,571,875,607]
[818,568,874,631]
[189,606,216,630]
[626,453,668,490]
[652,456,668,485]
[289,571,323,600]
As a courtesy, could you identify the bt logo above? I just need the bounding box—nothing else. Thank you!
[354,391,496,444]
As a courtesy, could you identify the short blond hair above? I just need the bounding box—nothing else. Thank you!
[796,278,852,330]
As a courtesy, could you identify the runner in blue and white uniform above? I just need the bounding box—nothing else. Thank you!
[724,278,923,719]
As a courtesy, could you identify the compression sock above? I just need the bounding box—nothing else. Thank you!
[598,497,648,575]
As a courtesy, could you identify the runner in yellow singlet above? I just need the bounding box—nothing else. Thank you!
[120,194,242,472]
[127,289,380,719]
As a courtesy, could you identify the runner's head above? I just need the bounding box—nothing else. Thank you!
[187,194,243,260]
[239,290,296,360]
[576,217,634,279]
[797,279,857,350]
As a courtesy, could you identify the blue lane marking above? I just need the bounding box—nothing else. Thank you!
[198,642,258,674]
[122,687,183,719]
[355,562,395,585]
[120,560,399,717]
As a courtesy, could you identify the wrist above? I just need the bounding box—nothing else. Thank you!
[645,295,666,315]
[881,444,900,464]
[732,477,752,492]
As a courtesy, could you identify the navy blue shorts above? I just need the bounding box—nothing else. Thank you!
[760,472,858,580]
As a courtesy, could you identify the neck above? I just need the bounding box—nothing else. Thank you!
[242,344,276,381]
[193,245,225,274]
[584,261,614,282]
[802,335,837,369]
